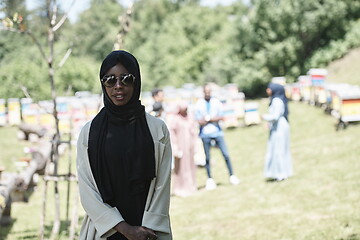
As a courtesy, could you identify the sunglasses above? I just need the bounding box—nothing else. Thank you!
[101,73,135,87]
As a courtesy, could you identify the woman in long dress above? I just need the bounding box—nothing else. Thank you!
[262,83,292,181]
[169,102,198,197]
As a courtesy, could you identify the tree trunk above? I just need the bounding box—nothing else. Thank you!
[68,184,79,240]
[47,1,61,239]
[18,123,47,140]
[0,172,17,225]
[39,178,48,240]
[12,140,52,202]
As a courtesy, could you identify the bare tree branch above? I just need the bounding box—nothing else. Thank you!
[58,48,72,68]
[50,3,57,27]
[52,0,76,32]
[113,2,134,50]
[20,85,32,99]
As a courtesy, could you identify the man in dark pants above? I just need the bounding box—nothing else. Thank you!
[195,84,240,190]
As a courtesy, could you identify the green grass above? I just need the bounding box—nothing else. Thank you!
[1,101,360,240]
[0,127,31,172]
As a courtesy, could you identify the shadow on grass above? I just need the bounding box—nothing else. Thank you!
[0,219,39,239]
[197,182,225,191]
[43,219,75,239]
[13,186,36,203]
[0,188,44,240]
[0,218,16,239]
[1,218,80,240]
[339,233,360,240]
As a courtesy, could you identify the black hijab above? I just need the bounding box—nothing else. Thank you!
[88,50,156,209]
[268,82,289,121]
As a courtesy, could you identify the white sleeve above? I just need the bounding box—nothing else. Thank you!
[142,123,172,235]
[262,98,284,122]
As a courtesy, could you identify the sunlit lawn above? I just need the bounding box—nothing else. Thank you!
[171,100,360,240]
[1,100,360,239]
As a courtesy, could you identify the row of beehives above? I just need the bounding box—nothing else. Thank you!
[0,93,102,138]
[284,68,360,130]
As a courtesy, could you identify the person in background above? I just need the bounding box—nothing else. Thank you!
[194,84,240,190]
[76,50,172,240]
[262,82,292,182]
[169,101,198,197]
[151,88,165,118]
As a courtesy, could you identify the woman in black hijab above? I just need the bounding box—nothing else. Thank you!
[77,50,173,240]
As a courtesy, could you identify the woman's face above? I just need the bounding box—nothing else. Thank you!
[178,104,188,117]
[266,87,272,96]
[104,63,134,106]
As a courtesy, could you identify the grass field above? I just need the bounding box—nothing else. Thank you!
[1,100,360,240]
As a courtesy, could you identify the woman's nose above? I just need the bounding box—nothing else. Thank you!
[114,79,123,89]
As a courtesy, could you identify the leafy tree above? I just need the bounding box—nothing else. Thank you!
[0,30,29,61]
[229,0,360,96]
[56,55,100,95]
[0,46,48,100]
[1,0,27,17]
[0,0,30,61]
[126,3,229,90]
[70,0,123,61]
[307,19,360,68]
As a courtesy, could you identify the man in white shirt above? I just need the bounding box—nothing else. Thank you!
[195,84,240,190]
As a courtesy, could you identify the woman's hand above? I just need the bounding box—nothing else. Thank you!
[114,221,157,240]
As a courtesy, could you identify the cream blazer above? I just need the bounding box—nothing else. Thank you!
[76,113,173,240]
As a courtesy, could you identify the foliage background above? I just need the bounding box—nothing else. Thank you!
[0,0,360,100]
[0,1,360,239]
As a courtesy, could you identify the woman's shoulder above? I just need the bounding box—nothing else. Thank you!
[145,113,169,142]
[145,112,166,126]
[77,120,93,145]
[272,97,284,106]
[80,120,93,134]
